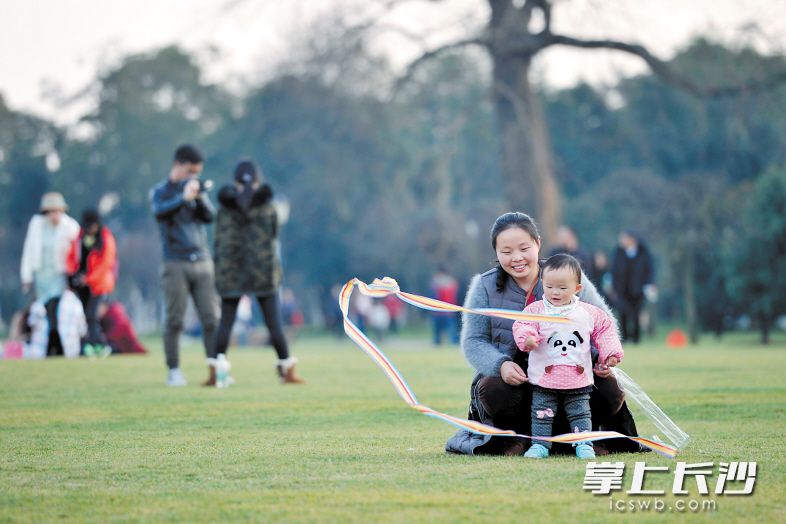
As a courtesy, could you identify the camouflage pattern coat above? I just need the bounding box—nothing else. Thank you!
[214,184,281,297]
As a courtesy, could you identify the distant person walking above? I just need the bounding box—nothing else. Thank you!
[430,267,459,345]
[209,159,303,385]
[66,208,117,356]
[150,144,218,386]
[589,250,613,304]
[547,225,591,272]
[611,230,655,344]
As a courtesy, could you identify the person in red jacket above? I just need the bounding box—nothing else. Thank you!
[66,209,117,355]
[99,301,148,354]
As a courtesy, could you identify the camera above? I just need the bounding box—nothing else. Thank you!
[199,179,214,192]
[187,177,213,193]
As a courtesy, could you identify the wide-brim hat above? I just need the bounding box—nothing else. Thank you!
[40,192,68,212]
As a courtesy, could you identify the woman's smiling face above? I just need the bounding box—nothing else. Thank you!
[494,227,541,287]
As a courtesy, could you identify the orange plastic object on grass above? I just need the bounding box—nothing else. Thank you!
[666,329,688,348]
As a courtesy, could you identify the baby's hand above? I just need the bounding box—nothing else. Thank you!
[605,356,619,367]
[524,336,537,351]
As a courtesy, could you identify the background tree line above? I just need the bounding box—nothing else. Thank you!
[1,36,785,341]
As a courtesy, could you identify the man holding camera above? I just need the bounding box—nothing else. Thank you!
[150,144,218,386]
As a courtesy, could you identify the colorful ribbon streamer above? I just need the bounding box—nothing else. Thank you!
[340,276,678,459]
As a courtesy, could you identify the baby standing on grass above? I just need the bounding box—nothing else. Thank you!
[512,254,623,459]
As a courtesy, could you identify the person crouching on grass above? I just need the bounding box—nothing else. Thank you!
[512,254,623,459]
[66,208,116,357]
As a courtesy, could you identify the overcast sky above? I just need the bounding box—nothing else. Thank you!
[1,0,784,124]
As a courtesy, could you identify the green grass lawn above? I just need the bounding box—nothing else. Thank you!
[1,330,785,523]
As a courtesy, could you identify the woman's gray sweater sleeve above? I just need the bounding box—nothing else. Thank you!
[460,275,512,377]
[578,271,618,326]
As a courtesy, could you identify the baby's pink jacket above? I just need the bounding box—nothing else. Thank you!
[512,300,623,390]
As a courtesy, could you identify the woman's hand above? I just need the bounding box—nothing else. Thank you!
[500,361,528,386]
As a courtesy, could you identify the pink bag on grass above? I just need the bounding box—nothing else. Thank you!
[3,340,24,359]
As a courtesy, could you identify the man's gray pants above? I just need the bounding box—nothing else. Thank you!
[161,259,218,369]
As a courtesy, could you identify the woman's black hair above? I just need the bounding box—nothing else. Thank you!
[81,208,101,229]
[490,212,540,292]
[81,208,104,249]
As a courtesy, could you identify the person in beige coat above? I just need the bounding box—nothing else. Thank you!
[20,192,80,302]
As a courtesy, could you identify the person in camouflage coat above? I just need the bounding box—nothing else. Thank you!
[208,159,304,385]
[214,185,281,296]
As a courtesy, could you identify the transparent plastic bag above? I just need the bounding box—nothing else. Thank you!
[614,367,691,449]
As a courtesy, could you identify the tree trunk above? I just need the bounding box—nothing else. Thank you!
[491,53,560,245]
[682,240,699,344]
[760,315,771,344]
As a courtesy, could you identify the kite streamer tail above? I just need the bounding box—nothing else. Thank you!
[614,367,691,450]
[340,276,680,458]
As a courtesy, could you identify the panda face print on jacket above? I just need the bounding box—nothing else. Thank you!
[547,330,585,359]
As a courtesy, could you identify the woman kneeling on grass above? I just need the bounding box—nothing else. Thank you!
[205,159,304,386]
[446,212,640,456]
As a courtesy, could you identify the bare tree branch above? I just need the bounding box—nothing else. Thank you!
[373,22,430,47]
[539,0,552,34]
[392,37,488,96]
[544,33,786,97]
[522,0,551,33]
